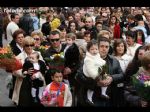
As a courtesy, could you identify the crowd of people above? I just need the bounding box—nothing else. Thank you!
[0,7,150,107]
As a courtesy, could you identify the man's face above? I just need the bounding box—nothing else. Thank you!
[13,15,20,24]
[99,41,110,59]
[50,34,60,48]
[85,17,93,28]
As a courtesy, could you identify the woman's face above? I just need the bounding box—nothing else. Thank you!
[138,49,145,60]
[70,23,76,32]
[60,29,67,38]
[96,23,102,32]
[33,35,41,47]
[16,33,24,45]
[110,17,117,24]
[116,43,125,55]
[24,43,34,55]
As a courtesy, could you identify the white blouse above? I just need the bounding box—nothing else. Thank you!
[115,54,133,73]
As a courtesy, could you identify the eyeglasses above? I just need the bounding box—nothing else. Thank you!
[51,39,60,42]
[34,38,40,41]
[25,44,34,47]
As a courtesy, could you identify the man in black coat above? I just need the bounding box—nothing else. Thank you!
[43,30,66,85]
[76,36,124,107]
[41,14,51,37]
[19,11,34,36]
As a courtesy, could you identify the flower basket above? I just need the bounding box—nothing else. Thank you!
[0,46,22,73]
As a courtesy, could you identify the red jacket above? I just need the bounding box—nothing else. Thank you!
[114,24,121,39]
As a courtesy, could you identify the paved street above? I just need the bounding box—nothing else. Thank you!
[0,35,15,107]
[0,69,15,107]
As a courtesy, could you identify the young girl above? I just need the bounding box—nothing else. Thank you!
[41,69,72,107]
[83,40,108,104]
[22,52,46,103]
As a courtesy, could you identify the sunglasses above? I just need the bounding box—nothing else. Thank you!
[51,39,60,42]
[25,44,34,47]
[34,38,40,41]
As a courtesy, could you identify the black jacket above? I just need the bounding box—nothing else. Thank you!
[81,25,97,40]
[64,43,80,86]
[64,43,80,73]
[19,14,34,36]
[76,55,124,107]
[43,44,66,84]
[41,22,51,37]
[22,59,47,88]
[9,40,22,56]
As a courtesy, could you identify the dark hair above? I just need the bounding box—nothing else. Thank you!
[51,68,63,77]
[135,29,145,44]
[50,30,60,36]
[84,30,91,36]
[10,13,19,20]
[98,36,110,47]
[76,31,84,39]
[67,20,79,33]
[134,14,143,21]
[12,29,25,40]
[127,14,134,20]
[125,30,136,39]
[95,22,102,26]
[141,51,150,70]
[58,25,67,31]
[113,39,127,56]
[86,40,98,51]
[125,46,146,83]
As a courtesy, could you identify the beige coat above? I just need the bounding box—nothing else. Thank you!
[12,50,44,105]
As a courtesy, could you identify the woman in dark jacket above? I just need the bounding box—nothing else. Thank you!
[9,29,25,99]
[124,46,147,106]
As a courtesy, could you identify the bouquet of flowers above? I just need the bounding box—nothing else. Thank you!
[96,64,109,81]
[0,46,22,72]
[51,18,61,31]
[132,70,150,101]
[44,52,65,71]
[34,45,50,57]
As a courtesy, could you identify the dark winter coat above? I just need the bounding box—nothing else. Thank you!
[76,55,124,107]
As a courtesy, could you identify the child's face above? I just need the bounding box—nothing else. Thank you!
[66,38,73,45]
[52,72,63,84]
[89,45,98,56]
[29,54,38,63]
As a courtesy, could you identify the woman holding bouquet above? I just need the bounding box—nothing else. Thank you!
[124,51,150,107]
[12,36,44,106]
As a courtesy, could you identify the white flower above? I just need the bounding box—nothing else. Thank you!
[50,56,54,60]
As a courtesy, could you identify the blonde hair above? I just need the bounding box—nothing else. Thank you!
[31,31,44,41]
[23,36,35,47]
